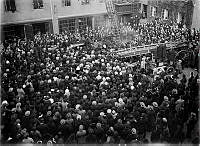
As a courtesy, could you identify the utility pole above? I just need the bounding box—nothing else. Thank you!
[49,0,59,34]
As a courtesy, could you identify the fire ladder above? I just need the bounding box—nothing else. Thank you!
[105,0,121,42]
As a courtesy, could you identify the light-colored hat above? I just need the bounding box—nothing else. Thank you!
[25,111,30,116]
[152,102,158,108]
[12,108,16,112]
[100,112,105,116]
[92,101,97,105]
[2,100,8,105]
[131,128,137,134]
[130,86,135,90]
[16,102,21,107]
[8,87,13,92]
[83,95,87,99]
[76,104,81,110]
[49,98,54,104]
[140,102,146,108]
[47,111,52,116]
[48,79,52,83]
[118,98,123,103]
[77,114,81,120]
[6,60,10,64]
[76,66,80,71]
[163,118,167,123]
[60,119,66,125]
[65,75,69,80]
[107,109,112,114]
[112,110,117,115]
[164,96,169,101]
[104,82,109,85]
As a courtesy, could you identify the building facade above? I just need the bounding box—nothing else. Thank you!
[110,0,188,26]
[1,0,195,40]
[1,0,107,40]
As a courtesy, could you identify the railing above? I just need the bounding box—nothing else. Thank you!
[112,41,187,57]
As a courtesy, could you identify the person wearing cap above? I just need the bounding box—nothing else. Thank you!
[186,112,197,139]
[85,127,97,143]
[76,125,86,144]
[21,111,33,132]
[160,117,170,142]
[95,122,105,144]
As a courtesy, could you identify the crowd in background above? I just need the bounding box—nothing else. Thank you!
[95,19,200,48]
[1,19,199,144]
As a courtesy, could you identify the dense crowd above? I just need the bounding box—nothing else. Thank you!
[1,20,199,144]
[98,19,200,47]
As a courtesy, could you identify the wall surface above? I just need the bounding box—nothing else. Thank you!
[1,0,52,25]
[191,0,200,29]
[56,0,106,19]
[1,0,107,25]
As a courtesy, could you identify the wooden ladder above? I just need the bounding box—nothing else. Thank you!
[105,0,121,41]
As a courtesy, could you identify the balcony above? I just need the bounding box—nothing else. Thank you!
[113,1,140,15]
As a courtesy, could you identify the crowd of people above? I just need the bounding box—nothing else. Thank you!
[1,19,199,144]
[96,19,200,48]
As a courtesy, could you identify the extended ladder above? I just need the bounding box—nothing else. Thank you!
[105,0,121,41]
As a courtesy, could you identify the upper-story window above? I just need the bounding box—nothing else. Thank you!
[62,0,71,7]
[4,0,16,13]
[81,0,90,5]
[142,4,147,18]
[150,6,157,17]
[162,9,168,20]
[33,0,44,9]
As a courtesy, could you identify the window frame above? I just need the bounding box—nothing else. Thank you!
[81,0,90,5]
[33,0,44,9]
[62,0,71,7]
[4,0,16,12]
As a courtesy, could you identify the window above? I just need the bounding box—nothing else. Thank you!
[59,19,75,33]
[151,6,157,17]
[78,17,87,32]
[4,0,16,12]
[62,0,71,7]
[177,12,181,23]
[138,3,141,12]
[33,0,43,9]
[78,17,92,32]
[81,0,90,5]
[162,9,168,20]
[142,4,147,18]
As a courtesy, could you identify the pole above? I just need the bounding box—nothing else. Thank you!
[49,0,59,34]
